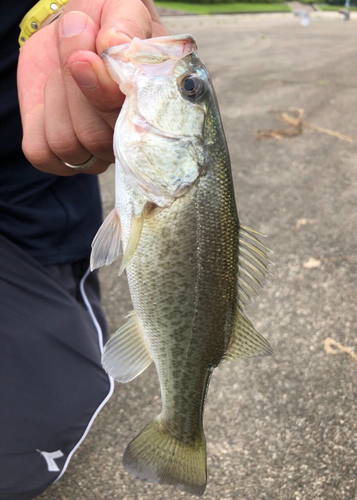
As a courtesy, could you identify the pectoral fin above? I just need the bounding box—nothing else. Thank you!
[90,208,122,271]
[118,209,147,276]
[222,309,273,362]
[102,311,153,383]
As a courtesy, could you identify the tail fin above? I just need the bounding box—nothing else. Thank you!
[122,416,207,497]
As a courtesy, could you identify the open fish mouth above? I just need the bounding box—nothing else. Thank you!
[102,35,198,93]
[103,34,197,66]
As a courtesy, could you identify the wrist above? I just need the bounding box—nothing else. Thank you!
[19,0,69,48]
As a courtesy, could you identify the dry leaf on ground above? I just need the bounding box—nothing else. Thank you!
[303,257,321,268]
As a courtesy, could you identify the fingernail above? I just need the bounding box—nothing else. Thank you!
[69,62,97,88]
[111,31,132,45]
[62,12,87,37]
[99,29,132,53]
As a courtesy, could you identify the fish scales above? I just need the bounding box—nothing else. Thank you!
[127,133,238,441]
[91,34,273,497]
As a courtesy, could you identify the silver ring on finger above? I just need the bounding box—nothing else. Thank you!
[62,155,97,171]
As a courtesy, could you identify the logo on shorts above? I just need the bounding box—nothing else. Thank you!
[37,449,64,472]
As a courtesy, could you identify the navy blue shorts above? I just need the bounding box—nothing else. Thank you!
[0,234,113,499]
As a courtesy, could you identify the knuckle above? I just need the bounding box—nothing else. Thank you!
[122,15,152,40]
[47,133,80,159]
[22,138,52,169]
[62,57,77,75]
[46,68,62,87]
[93,94,124,116]
[77,125,113,155]
[102,0,153,40]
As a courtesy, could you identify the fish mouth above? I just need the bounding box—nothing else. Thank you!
[104,35,197,66]
[102,35,198,88]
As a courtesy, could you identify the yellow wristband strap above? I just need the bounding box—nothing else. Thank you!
[19,0,69,48]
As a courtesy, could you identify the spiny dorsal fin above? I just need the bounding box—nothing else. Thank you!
[102,311,152,382]
[237,224,273,309]
[222,308,273,363]
[91,208,122,271]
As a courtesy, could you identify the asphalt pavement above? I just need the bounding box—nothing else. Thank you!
[39,13,357,500]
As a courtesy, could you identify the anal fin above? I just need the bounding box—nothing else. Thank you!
[222,309,273,363]
[102,311,152,382]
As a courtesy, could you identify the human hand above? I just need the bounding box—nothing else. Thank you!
[18,0,168,176]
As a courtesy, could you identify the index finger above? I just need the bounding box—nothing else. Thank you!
[97,0,153,55]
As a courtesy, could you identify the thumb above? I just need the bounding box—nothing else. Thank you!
[96,0,153,55]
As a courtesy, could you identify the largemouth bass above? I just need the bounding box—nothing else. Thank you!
[91,34,273,497]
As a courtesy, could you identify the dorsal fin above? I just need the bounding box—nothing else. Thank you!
[237,224,273,309]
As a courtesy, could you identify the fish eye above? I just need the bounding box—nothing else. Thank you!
[180,74,205,100]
